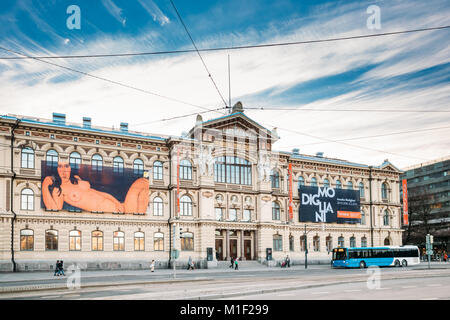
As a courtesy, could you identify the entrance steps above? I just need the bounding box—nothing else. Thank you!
[215,260,262,269]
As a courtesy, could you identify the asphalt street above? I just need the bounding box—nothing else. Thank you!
[1,262,449,300]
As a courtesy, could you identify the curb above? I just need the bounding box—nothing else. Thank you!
[184,272,450,300]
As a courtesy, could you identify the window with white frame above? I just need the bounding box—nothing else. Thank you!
[153,161,163,180]
[153,197,163,216]
[180,195,192,216]
[134,232,145,251]
[21,188,34,210]
[180,159,192,180]
[21,147,34,169]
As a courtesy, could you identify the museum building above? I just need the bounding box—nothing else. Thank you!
[0,103,404,271]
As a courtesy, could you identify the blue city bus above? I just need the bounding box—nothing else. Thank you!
[332,246,420,268]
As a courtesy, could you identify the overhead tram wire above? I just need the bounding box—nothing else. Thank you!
[245,106,450,113]
[0,46,226,117]
[169,0,229,110]
[0,25,448,60]
[258,120,433,162]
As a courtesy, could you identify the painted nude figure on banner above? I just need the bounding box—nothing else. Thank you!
[42,162,149,214]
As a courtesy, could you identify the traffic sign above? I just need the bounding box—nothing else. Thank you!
[171,249,179,259]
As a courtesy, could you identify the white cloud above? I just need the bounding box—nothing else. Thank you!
[1,0,449,169]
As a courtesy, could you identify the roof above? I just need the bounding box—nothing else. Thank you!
[1,114,167,141]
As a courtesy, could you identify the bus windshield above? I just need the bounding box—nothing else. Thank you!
[333,249,347,260]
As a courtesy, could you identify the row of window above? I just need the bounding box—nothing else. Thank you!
[20,187,394,226]
[215,208,252,221]
[21,148,395,197]
[19,229,195,251]
[274,235,371,252]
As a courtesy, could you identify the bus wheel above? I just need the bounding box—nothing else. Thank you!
[395,259,400,267]
[402,260,408,267]
[359,261,366,269]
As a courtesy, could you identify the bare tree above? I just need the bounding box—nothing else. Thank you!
[404,186,433,244]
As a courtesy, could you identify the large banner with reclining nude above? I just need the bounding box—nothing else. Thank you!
[41,161,149,214]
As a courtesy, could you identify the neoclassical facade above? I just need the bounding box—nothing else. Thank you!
[0,105,403,271]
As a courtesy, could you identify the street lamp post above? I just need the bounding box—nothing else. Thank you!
[304,224,310,269]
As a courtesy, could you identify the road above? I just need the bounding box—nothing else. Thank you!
[1,263,449,300]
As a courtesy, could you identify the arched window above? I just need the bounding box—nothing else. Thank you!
[361,237,368,247]
[350,236,356,248]
[338,236,344,247]
[20,229,34,251]
[336,180,342,189]
[180,195,192,216]
[92,154,103,172]
[381,183,388,200]
[21,188,34,210]
[69,152,81,169]
[134,232,145,251]
[313,236,320,252]
[154,232,164,251]
[298,176,305,188]
[360,210,366,225]
[113,156,124,174]
[347,181,353,190]
[45,230,58,251]
[153,197,163,216]
[273,234,283,251]
[181,232,194,251]
[180,159,192,180]
[214,156,252,185]
[270,170,280,188]
[153,161,163,180]
[323,178,330,188]
[272,202,280,220]
[21,147,34,169]
[384,237,391,245]
[69,230,81,251]
[113,231,125,251]
[326,236,333,253]
[310,177,317,187]
[46,150,58,167]
[289,235,294,251]
[92,230,103,251]
[383,210,390,226]
[133,158,144,175]
[359,182,365,198]
[300,235,306,251]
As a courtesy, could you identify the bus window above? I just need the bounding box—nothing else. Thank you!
[333,249,347,260]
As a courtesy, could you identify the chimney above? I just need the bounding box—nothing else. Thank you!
[120,122,128,132]
[52,113,66,125]
[316,152,324,158]
[83,117,91,128]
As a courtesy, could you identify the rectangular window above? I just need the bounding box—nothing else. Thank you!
[273,236,283,251]
[229,209,237,221]
[215,208,223,221]
[243,209,251,222]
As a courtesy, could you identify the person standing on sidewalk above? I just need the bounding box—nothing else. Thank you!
[150,260,155,272]
[286,255,291,268]
[234,257,239,270]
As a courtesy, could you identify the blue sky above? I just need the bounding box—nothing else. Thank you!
[0,0,449,168]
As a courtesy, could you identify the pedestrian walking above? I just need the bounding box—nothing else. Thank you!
[229,257,234,268]
[444,252,448,262]
[150,260,155,272]
[187,256,195,270]
[234,257,239,270]
[59,260,65,276]
[54,260,60,276]
[286,255,291,268]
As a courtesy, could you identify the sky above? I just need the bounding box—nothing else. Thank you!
[0,0,449,170]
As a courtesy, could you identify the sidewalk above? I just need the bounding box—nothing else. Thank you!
[0,263,326,283]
